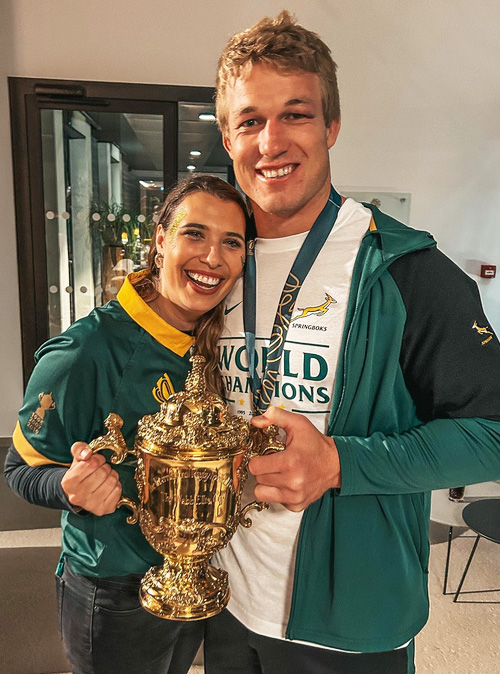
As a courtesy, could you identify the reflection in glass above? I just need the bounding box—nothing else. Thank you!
[178,102,230,181]
[41,110,163,337]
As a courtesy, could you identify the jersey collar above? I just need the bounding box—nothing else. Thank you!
[118,271,194,357]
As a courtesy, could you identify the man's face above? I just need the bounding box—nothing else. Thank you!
[222,64,340,231]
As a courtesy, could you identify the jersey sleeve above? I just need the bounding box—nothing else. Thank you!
[336,247,500,495]
[13,325,101,467]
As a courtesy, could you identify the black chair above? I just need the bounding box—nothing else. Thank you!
[453,498,500,602]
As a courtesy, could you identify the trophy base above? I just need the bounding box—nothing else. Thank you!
[140,558,230,621]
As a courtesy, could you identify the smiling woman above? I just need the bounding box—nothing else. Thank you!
[153,178,247,323]
[135,175,247,394]
[4,174,248,674]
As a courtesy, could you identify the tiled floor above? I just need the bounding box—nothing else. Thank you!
[416,523,500,672]
[2,515,499,673]
[0,526,61,547]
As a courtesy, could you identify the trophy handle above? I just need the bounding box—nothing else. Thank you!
[239,501,269,528]
[89,412,130,464]
[89,413,139,525]
[248,423,285,458]
[115,497,140,525]
[239,424,286,527]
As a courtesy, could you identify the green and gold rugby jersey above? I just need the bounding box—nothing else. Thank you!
[13,271,194,577]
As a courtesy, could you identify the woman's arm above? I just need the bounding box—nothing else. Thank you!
[4,443,122,515]
[4,444,78,511]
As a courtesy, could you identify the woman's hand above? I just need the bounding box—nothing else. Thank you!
[61,442,122,516]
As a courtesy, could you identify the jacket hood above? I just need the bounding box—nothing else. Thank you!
[363,203,436,263]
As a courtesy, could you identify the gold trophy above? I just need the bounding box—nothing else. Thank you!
[89,355,283,621]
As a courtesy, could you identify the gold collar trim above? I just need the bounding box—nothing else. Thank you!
[117,271,194,357]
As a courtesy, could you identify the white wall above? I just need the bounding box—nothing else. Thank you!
[0,0,23,437]
[1,0,500,435]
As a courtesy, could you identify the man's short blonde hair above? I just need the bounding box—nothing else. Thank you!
[216,11,340,136]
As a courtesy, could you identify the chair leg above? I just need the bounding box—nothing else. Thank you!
[443,526,453,594]
[453,534,481,602]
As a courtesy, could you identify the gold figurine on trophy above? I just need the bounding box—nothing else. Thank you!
[89,355,283,621]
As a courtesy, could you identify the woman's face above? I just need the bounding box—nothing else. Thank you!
[155,191,246,330]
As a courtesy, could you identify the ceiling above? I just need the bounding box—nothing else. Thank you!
[110,102,231,178]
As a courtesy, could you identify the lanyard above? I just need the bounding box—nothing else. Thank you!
[243,187,342,413]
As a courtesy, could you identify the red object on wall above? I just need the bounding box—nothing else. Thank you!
[480,265,496,278]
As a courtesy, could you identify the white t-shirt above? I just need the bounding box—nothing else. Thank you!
[214,198,371,644]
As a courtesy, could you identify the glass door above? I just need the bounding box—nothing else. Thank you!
[41,108,165,336]
[9,78,230,383]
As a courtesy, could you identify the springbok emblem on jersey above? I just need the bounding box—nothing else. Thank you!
[472,320,493,345]
[472,320,493,336]
[290,293,337,323]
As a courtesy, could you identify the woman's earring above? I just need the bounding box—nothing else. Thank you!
[155,252,164,269]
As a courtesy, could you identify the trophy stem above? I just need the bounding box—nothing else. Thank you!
[139,556,230,621]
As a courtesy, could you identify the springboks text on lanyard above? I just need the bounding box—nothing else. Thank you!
[243,186,342,414]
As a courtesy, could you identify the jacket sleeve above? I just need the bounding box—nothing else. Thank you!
[335,247,500,495]
[3,444,83,512]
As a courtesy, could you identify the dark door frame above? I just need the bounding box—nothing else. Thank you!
[9,77,215,385]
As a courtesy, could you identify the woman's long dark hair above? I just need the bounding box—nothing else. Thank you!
[132,174,247,395]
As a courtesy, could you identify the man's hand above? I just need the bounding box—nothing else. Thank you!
[61,442,122,516]
[250,406,341,512]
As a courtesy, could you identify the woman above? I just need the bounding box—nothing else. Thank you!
[4,174,247,674]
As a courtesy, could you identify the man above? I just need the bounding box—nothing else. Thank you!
[205,11,500,674]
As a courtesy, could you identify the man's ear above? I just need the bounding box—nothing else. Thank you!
[222,134,233,159]
[326,118,341,149]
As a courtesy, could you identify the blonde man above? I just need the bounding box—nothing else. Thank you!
[206,11,500,674]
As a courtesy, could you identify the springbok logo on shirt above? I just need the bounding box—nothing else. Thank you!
[27,392,56,434]
[472,320,493,346]
[290,293,337,324]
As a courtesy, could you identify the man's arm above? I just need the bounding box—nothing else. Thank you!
[335,417,500,496]
[336,247,500,496]
[250,247,500,509]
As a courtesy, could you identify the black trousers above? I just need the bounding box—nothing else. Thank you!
[55,559,203,674]
[203,609,414,674]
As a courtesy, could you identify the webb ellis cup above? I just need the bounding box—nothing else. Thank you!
[89,355,283,621]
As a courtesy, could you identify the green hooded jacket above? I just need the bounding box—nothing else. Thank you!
[286,206,500,652]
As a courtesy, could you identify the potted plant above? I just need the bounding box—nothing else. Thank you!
[90,203,155,302]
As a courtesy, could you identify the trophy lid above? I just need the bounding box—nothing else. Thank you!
[136,355,250,458]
